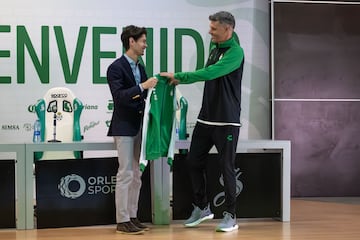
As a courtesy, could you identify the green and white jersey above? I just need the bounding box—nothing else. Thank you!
[140,74,177,171]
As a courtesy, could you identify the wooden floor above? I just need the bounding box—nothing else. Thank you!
[1,199,360,240]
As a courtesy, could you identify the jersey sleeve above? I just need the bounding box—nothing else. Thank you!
[174,46,244,84]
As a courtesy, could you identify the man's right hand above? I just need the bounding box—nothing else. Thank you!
[141,76,158,89]
[160,72,180,85]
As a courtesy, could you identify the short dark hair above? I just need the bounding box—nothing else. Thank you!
[209,11,235,28]
[121,25,147,50]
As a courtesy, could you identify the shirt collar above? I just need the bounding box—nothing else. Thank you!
[216,33,237,48]
[124,54,139,66]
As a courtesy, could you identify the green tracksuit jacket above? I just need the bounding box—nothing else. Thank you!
[139,74,177,171]
[174,33,244,126]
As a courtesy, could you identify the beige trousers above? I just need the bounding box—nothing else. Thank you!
[113,133,142,223]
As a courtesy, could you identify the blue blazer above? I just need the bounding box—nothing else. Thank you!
[107,55,148,136]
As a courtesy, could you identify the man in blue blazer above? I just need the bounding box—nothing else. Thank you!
[107,25,158,235]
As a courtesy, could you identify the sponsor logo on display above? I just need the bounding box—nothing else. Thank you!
[58,174,86,199]
[107,100,113,112]
[105,120,111,128]
[58,174,116,199]
[23,123,33,131]
[28,104,35,113]
[83,121,100,132]
[1,124,20,130]
[213,168,243,207]
[51,93,68,98]
[2,123,36,132]
[84,104,98,110]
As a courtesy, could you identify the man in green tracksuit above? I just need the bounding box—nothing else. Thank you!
[161,11,244,232]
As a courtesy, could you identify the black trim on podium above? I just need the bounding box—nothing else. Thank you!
[173,153,281,219]
[0,160,16,228]
[35,157,151,229]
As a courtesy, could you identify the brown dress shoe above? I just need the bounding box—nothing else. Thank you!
[131,218,150,231]
[116,221,144,235]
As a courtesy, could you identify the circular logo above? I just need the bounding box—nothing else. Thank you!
[58,174,86,199]
[28,104,35,113]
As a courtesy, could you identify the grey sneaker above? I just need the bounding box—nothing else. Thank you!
[184,204,214,227]
[216,211,239,232]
